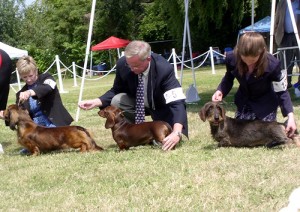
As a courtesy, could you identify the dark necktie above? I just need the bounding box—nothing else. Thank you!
[135,74,145,124]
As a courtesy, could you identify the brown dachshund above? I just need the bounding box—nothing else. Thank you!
[98,105,172,150]
[4,104,103,155]
[199,101,300,148]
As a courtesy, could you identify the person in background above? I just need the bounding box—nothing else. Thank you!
[224,45,233,57]
[0,49,13,153]
[79,40,188,151]
[0,49,13,118]
[212,32,297,138]
[274,0,300,88]
[16,56,73,127]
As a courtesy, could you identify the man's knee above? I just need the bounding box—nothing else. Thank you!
[111,93,135,108]
[111,94,123,108]
[111,93,135,123]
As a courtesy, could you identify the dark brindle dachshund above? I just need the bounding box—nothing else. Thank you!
[98,105,172,150]
[199,101,300,148]
[4,104,103,155]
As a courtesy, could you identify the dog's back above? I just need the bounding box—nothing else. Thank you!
[199,101,294,148]
[99,105,172,150]
[28,125,103,152]
[220,116,289,147]
[4,104,103,155]
[117,121,172,147]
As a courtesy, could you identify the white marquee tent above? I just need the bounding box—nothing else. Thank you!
[0,42,28,58]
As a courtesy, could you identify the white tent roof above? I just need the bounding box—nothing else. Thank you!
[0,42,28,59]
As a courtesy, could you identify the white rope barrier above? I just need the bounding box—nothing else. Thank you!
[9,47,227,96]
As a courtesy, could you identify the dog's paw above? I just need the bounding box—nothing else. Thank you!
[293,135,300,147]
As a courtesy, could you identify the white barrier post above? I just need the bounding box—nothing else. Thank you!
[209,47,216,74]
[55,55,67,93]
[172,48,179,79]
[117,48,121,58]
[75,0,96,122]
[16,68,21,90]
[72,62,78,87]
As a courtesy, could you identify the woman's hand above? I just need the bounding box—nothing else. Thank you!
[212,90,223,102]
[286,113,297,138]
[0,110,4,119]
[19,90,32,103]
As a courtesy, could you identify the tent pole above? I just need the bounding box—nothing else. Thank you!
[251,0,254,29]
[75,0,96,122]
[180,0,188,86]
[185,2,196,87]
[117,48,121,58]
[269,0,276,54]
[90,51,93,72]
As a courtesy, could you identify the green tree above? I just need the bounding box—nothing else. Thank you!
[91,0,143,67]
[138,2,171,41]
[153,0,271,52]
[0,0,24,46]
[14,0,272,71]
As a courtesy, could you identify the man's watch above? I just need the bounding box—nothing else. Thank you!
[173,131,182,141]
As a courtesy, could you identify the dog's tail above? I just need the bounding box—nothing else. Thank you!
[76,126,104,151]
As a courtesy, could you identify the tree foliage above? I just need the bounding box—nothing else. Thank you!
[1,0,272,71]
[0,0,24,46]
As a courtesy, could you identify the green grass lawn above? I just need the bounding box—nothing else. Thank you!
[1,65,300,211]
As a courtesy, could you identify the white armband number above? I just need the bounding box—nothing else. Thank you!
[272,69,287,92]
[43,79,57,89]
[164,87,186,104]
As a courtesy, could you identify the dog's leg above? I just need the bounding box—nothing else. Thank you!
[117,141,129,150]
[266,140,287,148]
[31,146,41,156]
[79,143,88,152]
[19,139,40,156]
[293,135,300,147]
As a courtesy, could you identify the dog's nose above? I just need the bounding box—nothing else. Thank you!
[214,114,219,120]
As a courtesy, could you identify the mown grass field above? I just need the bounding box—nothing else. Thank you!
[1,65,300,211]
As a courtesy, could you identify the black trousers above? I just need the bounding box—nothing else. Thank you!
[280,33,300,86]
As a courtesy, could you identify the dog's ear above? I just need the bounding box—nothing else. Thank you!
[104,112,115,129]
[5,108,18,130]
[3,109,13,129]
[199,102,213,122]
[18,103,27,110]
[19,104,30,116]
[98,110,105,117]
[215,101,226,117]
[218,103,226,118]
[198,107,206,122]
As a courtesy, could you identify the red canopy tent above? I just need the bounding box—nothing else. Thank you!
[91,36,130,67]
[91,36,130,51]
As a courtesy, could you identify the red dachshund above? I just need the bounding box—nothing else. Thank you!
[98,105,172,150]
[4,104,103,155]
